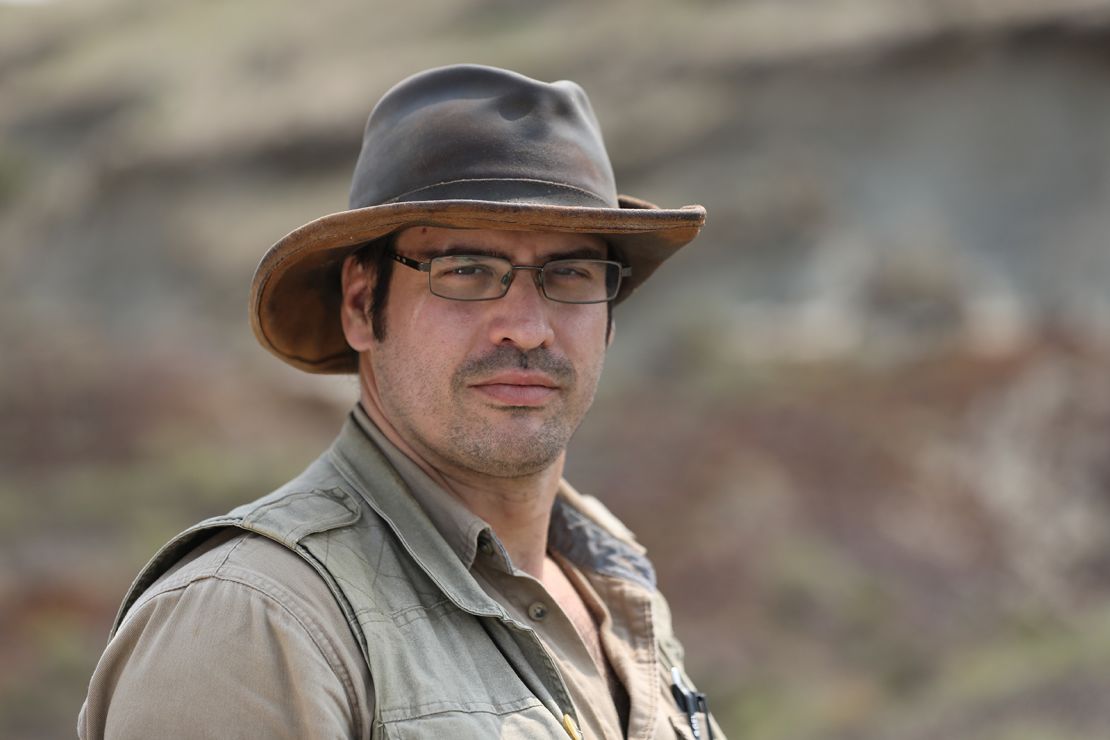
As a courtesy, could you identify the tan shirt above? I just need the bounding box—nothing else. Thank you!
[80,408,709,739]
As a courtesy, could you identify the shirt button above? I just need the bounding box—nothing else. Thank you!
[528,601,548,621]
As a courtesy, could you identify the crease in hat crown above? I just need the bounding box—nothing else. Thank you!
[250,64,707,375]
[348,64,620,211]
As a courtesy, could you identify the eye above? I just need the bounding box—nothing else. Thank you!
[447,265,492,277]
[432,256,502,280]
[546,261,597,280]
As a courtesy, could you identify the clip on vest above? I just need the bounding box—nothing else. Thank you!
[671,667,713,740]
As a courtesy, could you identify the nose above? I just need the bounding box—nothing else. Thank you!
[486,268,555,351]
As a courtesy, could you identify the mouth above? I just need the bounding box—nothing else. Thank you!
[469,372,560,407]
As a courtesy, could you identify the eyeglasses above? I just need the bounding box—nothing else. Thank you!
[391,253,631,304]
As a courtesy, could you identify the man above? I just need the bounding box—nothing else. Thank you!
[80,64,721,740]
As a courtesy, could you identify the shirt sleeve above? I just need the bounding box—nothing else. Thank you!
[79,534,373,740]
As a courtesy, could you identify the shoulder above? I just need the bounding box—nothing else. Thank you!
[129,529,368,682]
[83,530,372,740]
[129,528,341,623]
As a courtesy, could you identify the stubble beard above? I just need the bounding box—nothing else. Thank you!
[442,408,577,478]
[379,345,602,480]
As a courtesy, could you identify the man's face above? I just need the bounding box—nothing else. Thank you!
[357,226,611,479]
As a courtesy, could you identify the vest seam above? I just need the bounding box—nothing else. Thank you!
[378,695,546,723]
[212,530,247,572]
[243,488,361,543]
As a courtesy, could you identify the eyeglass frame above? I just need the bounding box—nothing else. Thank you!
[389,252,632,304]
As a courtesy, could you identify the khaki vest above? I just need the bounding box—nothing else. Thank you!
[111,419,704,739]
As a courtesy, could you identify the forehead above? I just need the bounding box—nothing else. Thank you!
[395,226,607,258]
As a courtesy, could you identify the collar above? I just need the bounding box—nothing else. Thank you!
[351,404,491,569]
[333,407,656,598]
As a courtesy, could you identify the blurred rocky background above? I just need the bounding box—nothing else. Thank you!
[3,0,1110,738]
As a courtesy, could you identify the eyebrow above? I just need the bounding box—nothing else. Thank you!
[416,244,609,262]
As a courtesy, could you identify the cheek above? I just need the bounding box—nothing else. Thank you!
[555,309,609,382]
[563,306,609,348]
[391,299,478,370]
[393,287,464,335]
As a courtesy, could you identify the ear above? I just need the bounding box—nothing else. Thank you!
[340,254,375,351]
[606,316,616,348]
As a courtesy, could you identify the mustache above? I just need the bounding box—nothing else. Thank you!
[454,346,576,386]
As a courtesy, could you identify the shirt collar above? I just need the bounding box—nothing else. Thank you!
[346,404,654,589]
[351,403,491,569]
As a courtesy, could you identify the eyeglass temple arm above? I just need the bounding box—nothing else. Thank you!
[391,253,430,272]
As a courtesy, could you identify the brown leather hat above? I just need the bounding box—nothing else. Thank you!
[250,64,707,373]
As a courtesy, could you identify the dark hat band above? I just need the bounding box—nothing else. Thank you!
[379,177,615,209]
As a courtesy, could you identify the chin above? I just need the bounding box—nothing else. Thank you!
[445,424,571,478]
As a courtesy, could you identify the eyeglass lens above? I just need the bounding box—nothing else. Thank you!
[428,255,622,303]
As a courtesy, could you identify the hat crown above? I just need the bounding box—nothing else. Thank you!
[348,65,619,210]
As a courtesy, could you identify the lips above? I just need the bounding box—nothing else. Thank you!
[469,372,559,407]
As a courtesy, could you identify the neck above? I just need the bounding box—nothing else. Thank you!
[358,371,561,578]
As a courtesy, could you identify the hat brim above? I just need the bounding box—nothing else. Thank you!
[250,197,706,374]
